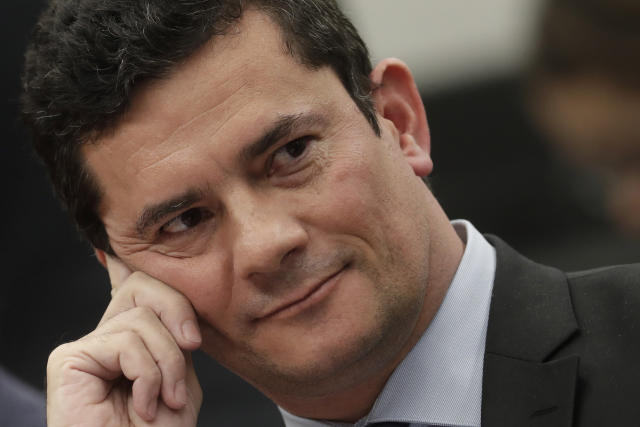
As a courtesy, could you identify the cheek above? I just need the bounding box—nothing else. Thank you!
[309,154,382,236]
[131,251,234,320]
[320,141,431,287]
[313,140,420,242]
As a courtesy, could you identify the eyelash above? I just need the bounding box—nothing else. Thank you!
[269,136,313,175]
[160,207,213,235]
[156,136,314,237]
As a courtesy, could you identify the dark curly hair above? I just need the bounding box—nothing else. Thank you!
[21,0,379,254]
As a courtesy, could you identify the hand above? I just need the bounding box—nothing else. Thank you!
[46,256,203,426]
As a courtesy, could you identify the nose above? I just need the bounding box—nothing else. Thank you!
[229,191,308,280]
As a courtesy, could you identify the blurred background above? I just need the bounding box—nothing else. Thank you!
[2,0,639,425]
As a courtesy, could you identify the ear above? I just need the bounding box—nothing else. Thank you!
[94,248,133,290]
[370,58,433,177]
[94,248,108,269]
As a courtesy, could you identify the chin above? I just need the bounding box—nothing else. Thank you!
[239,299,420,398]
[247,333,385,397]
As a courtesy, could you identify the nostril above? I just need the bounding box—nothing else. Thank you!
[281,246,303,267]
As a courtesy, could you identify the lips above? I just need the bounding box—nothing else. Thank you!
[255,265,346,321]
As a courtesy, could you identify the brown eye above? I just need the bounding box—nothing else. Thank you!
[270,136,312,174]
[284,138,308,158]
[161,208,209,234]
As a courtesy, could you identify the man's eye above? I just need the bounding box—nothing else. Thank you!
[282,137,308,158]
[161,208,211,234]
[270,136,311,173]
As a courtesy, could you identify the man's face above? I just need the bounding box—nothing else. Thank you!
[84,11,435,399]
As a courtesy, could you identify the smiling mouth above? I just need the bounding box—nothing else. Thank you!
[256,265,348,321]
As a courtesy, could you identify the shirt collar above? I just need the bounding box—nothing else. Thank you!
[280,220,496,427]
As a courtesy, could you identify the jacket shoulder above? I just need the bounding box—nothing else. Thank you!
[557,263,640,425]
[568,263,640,282]
[566,263,640,327]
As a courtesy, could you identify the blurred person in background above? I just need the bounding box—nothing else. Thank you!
[529,0,640,235]
[0,365,45,427]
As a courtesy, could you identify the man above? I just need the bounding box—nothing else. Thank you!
[20,0,640,426]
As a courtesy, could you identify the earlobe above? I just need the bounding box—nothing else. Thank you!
[371,58,433,177]
[400,134,433,177]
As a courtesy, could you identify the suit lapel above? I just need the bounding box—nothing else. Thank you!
[481,236,580,427]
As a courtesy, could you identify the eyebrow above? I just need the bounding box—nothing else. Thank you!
[240,112,326,162]
[135,188,204,236]
[134,112,326,236]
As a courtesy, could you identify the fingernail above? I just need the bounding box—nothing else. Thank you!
[174,379,188,406]
[181,319,202,344]
[147,397,158,419]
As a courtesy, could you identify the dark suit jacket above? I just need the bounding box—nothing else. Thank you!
[481,236,640,427]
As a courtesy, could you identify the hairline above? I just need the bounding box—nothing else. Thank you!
[78,9,380,253]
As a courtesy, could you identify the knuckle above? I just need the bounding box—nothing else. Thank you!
[167,349,186,369]
[46,342,90,380]
[47,342,73,366]
[157,348,186,376]
[119,330,141,348]
[145,364,162,385]
[127,270,150,286]
[114,271,149,295]
[100,304,129,324]
[130,305,158,323]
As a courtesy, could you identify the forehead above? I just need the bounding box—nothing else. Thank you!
[116,10,314,143]
[83,9,353,218]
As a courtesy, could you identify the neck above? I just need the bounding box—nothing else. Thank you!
[273,199,465,422]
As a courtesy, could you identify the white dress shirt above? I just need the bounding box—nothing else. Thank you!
[279,220,496,427]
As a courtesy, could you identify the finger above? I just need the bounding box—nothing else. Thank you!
[106,255,133,289]
[125,352,202,427]
[96,306,190,411]
[49,331,162,422]
[117,333,162,421]
[99,271,202,350]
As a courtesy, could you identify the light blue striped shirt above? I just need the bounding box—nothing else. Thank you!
[280,220,496,427]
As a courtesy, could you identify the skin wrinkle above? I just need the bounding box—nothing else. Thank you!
[136,80,251,166]
[112,102,344,257]
[82,10,462,421]
[248,246,355,315]
[100,34,256,183]
[128,84,251,178]
[127,111,332,257]
[107,38,327,191]
[136,188,205,236]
